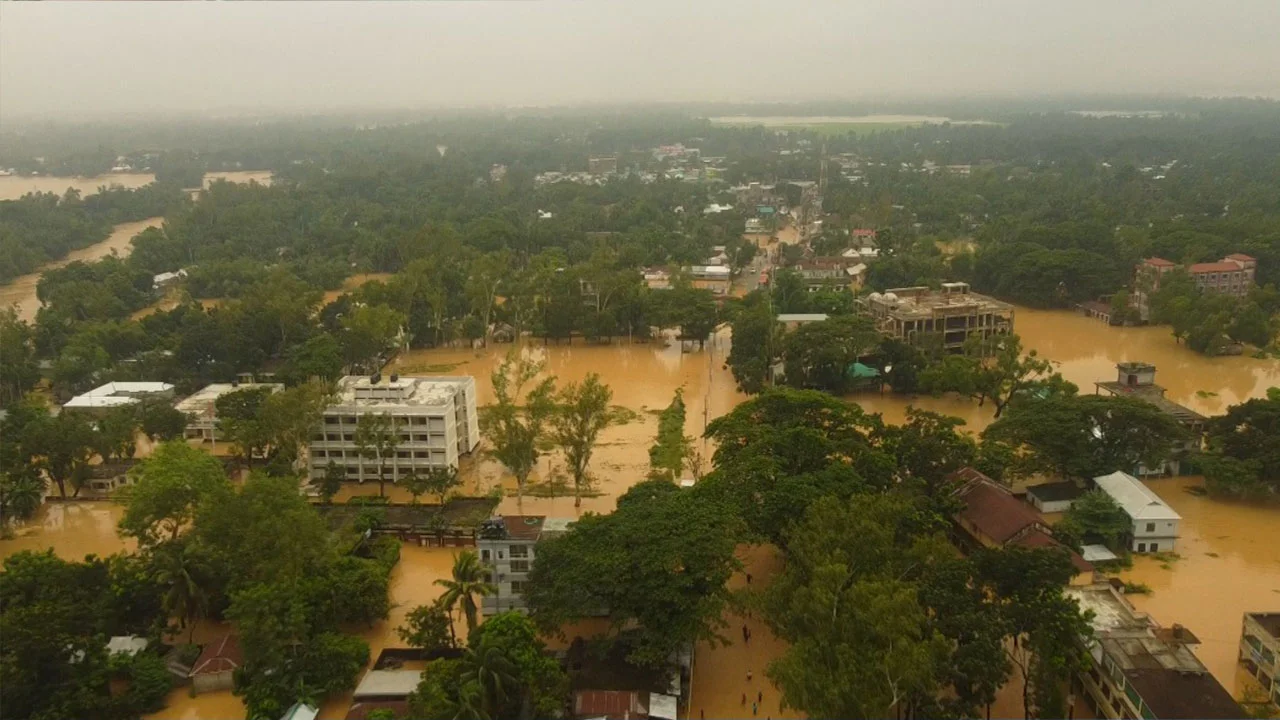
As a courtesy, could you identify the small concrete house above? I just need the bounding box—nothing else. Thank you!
[190,634,241,695]
[1092,471,1181,553]
[1025,480,1084,513]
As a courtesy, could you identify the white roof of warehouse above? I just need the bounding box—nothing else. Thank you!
[1092,471,1181,521]
[64,382,173,408]
[353,670,423,698]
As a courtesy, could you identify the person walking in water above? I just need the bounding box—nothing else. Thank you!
[757,691,763,704]
[752,701,758,716]
[741,693,747,706]
[747,669,753,682]
[742,624,749,643]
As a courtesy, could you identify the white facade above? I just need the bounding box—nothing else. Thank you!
[478,516,573,615]
[176,383,283,442]
[1092,471,1181,553]
[308,375,479,483]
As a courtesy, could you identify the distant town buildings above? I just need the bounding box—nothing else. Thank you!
[1094,362,1205,474]
[1068,583,1243,719]
[1092,471,1181,554]
[477,515,574,615]
[308,375,480,483]
[176,382,283,442]
[790,256,863,292]
[682,265,732,296]
[1239,612,1280,706]
[587,155,618,175]
[63,381,174,411]
[860,282,1013,353]
[1134,253,1258,320]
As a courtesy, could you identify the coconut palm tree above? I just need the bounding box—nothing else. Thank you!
[435,550,495,632]
[153,545,210,644]
[465,635,518,717]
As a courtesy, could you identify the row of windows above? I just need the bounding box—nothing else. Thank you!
[313,433,448,443]
[313,450,449,460]
[325,415,449,426]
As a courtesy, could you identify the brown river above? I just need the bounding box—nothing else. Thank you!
[2,295,1277,716]
[0,171,274,323]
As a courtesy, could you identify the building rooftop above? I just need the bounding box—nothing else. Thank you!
[65,381,174,409]
[1081,544,1119,563]
[333,375,471,409]
[1094,381,1206,424]
[777,313,829,323]
[1226,253,1257,262]
[866,284,1013,320]
[1143,257,1176,267]
[1012,528,1093,576]
[953,471,1044,544]
[1093,471,1181,522]
[175,383,282,419]
[573,689,649,719]
[1188,261,1243,273]
[190,634,241,676]
[1026,480,1085,503]
[1123,668,1244,719]
[353,670,423,699]
[1247,612,1280,640]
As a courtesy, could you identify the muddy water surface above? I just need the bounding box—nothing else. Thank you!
[3,303,1278,718]
[0,172,155,201]
[0,217,164,322]
[1119,476,1280,697]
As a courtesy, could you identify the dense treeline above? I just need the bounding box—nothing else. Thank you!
[0,183,184,282]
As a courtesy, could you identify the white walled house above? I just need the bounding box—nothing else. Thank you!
[307,374,479,483]
[1092,471,1181,553]
[477,516,574,615]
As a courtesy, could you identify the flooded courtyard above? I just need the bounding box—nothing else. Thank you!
[2,305,1278,718]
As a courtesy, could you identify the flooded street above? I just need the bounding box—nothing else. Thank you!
[2,304,1277,718]
[0,216,164,321]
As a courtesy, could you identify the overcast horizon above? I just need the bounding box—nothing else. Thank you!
[3,1,1279,122]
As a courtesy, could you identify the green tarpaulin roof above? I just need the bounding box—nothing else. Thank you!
[847,362,881,379]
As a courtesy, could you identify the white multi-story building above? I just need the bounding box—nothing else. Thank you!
[176,382,283,442]
[477,515,574,615]
[307,374,479,483]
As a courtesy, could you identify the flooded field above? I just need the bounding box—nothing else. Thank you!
[3,303,1277,718]
[321,272,396,305]
[0,216,164,322]
[0,172,155,201]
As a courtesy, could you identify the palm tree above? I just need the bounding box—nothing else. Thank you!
[465,636,518,717]
[435,550,495,632]
[153,545,210,644]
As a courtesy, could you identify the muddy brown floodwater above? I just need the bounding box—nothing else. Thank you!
[0,172,156,201]
[0,217,165,322]
[2,306,1277,719]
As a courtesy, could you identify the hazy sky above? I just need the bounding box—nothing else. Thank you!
[2,1,1279,120]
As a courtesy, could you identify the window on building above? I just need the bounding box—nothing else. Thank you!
[414,451,428,459]
[481,549,490,562]
[510,560,530,573]
[509,545,528,558]
[343,434,354,441]
[510,580,528,594]
[1137,543,1146,552]
[314,450,326,458]
[1145,522,1155,532]
[1149,542,1158,552]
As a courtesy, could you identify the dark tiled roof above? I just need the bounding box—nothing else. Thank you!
[502,515,547,541]
[574,690,649,719]
[1026,481,1085,503]
[1013,528,1094,576]
[190,634,241,676]
[1123,668,1244,719]
[953,472,1043,545]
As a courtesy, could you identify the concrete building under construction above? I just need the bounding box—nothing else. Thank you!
[860,282,1014,353]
